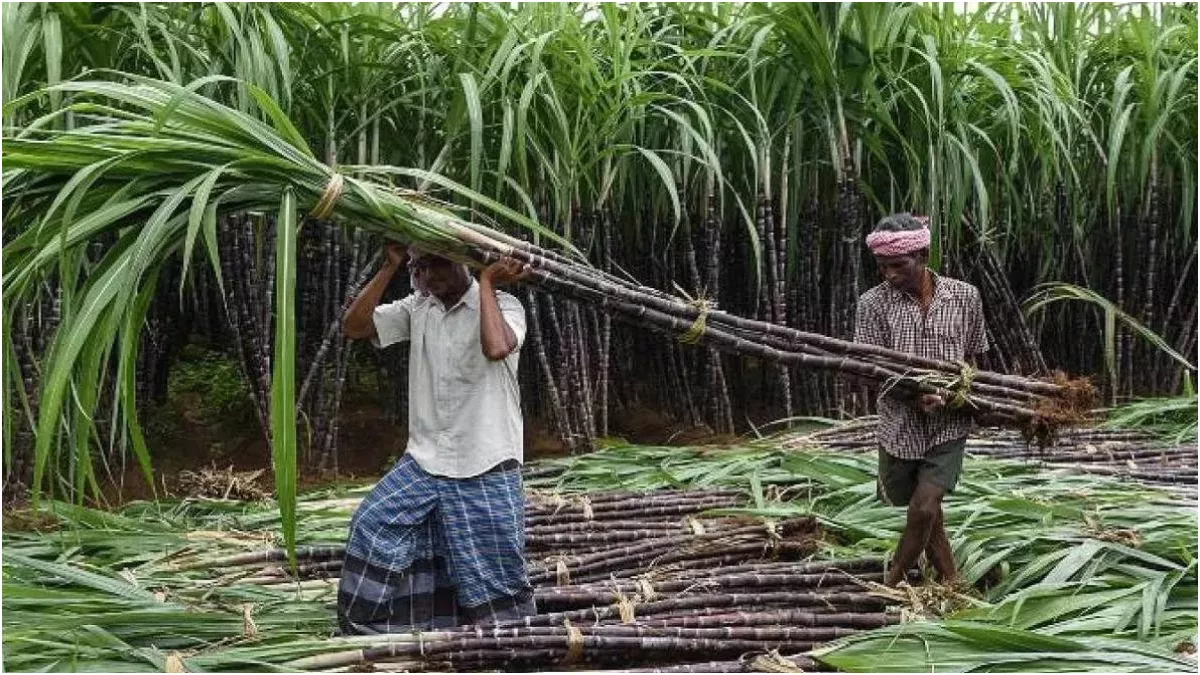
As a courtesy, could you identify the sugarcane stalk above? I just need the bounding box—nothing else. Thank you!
[572,303,597,443]
[534,572,881,607]
[636,609,893,630]
[323,228,363,471]
[598,209,613,437]
[297,251,381,411]
[171,545,346,572]
[527,290,571,450]
[519,276,1041,422]
[218,215,269,436]
[453,228,1065,399]
[489,590,887,629]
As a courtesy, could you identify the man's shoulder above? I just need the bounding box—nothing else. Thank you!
[858,282,893,306]
[937,275,981,299]
[380,292,429,313]
[402,292,433,310]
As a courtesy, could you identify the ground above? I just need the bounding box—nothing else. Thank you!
[1,389,731,518]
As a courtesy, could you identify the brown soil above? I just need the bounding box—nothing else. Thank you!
[3,391,727,515]
[2,508,61,533]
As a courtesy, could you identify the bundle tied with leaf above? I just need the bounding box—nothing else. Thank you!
[2,75,1095,561]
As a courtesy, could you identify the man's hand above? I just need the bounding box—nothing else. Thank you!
[919,393,945,414]
[480,256,531,287]
[385,243,407,269]
[344,244,405,340]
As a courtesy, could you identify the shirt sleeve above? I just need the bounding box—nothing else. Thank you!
[854,296,887,347]
[965,286,990,355]
[497,292,527,350]
[371,294,420,349]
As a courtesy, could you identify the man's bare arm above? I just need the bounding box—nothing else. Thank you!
[478,256,529,360]
[344,244,405,340]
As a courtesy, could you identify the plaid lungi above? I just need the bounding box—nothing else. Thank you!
[337,454,535,634]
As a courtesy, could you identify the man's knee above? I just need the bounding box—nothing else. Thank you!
[906,494,942,525]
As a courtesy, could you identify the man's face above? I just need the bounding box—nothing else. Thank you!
[408,249,467,300]
[874,252,926,294]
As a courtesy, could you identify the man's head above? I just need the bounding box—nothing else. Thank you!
[407,246,472,303]
[866,213,930,294]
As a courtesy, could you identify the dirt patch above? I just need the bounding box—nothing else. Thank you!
[608,404,738,446]
[2,507,61,533]
[9,391,719,511]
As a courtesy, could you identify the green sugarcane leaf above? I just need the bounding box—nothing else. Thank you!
[271,187,299,570]
[633,146,680,226]
[5,554,157,602]
[246,82,311,158]
[181,163,230,298]
[460,72,484,193]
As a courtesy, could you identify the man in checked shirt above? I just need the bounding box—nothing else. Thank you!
[854,213,989,587]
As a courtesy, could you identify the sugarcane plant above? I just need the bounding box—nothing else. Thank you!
[1,75,573,561]
[3,1,1196,559]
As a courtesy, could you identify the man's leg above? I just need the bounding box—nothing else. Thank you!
[923,507,959,584]
[886,480,946,586]
[338,455,442,634]
[439,461,536,622]
[917,437,966,584]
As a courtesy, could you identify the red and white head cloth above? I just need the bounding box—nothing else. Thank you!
[864,215,931,256]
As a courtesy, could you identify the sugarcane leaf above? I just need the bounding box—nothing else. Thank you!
[1041,535,1104,583]
[245,82,311,157]
[180,163,230,298]
[32,248,132,502]
[749,471,764,509]
[271,187,299,570]
[200,190,228,299]
[633,147,680,226]
[1022,283,1196,371]
[5,554,157,602]
[115,273,161,494]
[460,72,483,192]
[943,620,1091,651]
[4,195,153,292]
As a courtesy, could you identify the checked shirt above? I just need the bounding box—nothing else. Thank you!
[854,272,990,459]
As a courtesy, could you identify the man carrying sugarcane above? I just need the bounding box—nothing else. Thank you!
[338,243,534,633]
[854,213,989,587]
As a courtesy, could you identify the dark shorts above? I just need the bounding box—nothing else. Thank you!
[877,437,967,506]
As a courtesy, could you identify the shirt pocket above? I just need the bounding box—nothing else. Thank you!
[446,322,487,391]
[930,306,967,360]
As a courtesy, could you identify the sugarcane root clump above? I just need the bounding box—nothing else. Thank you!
[1024,372,1100,447]
[861,580,985,622]
[176,464,270,501]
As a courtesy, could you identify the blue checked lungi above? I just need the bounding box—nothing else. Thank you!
[337,454,535,634]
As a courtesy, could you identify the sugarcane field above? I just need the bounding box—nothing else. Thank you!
[3,2,1199,673]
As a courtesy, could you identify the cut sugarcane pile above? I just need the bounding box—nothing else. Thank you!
[782,419,1197,500]
[5,442,1194,673]
[177,464,270,502]
[171,488,899,672]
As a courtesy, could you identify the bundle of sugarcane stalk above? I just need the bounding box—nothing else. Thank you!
[164,487,901,672]
[782,419,1197,500]
[436,229,1097,444]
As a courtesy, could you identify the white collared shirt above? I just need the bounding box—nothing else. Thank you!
[371,279,526,477]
